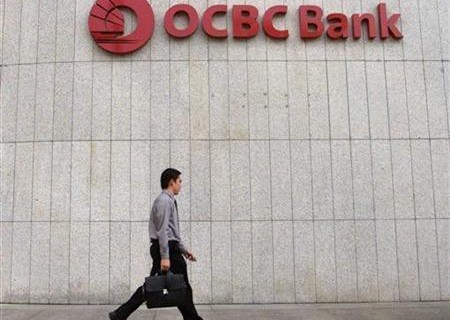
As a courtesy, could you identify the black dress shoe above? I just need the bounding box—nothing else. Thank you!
[109,311,119,320]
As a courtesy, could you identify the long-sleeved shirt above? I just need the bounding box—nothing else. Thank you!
[148,189,188,259]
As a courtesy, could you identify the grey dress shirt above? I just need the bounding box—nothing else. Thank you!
[148,189,188,258]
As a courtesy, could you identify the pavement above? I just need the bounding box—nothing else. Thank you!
[1,301,449,320]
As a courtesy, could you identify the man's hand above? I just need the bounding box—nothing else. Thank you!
[161,258,170,272]
[183,250,197,262]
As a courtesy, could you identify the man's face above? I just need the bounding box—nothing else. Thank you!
[170,176,182,195]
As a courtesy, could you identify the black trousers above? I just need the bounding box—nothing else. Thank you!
[113,240,203,320]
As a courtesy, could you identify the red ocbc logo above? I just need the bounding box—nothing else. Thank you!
[88,0,154,54]
[89,1,403,55]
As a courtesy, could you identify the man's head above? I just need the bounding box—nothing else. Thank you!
[160,168,182,195]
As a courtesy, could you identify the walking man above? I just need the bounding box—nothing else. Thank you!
[109,168,204,320]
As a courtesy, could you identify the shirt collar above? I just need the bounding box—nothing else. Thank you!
[162,189,175,199]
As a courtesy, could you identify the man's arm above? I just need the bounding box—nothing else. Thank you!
[154,200,171,259]
[178,240,189,255]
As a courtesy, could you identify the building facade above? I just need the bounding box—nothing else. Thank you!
[1,0,449,305]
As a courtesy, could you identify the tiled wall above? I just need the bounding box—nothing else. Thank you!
[1,0,448,304]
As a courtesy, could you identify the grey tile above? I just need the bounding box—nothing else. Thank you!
[19,0,38,63]
[371,141,395,220]
[1,65,18,142]
[1,144,15,222]
[112,62,131,140]
[170,61,190,140]
[131,61,151,140]
[211,222,232,303]
[416,220,441,300]
[252,221,274,303]
[110,141,130,221]
[270,141,292,220]
[331,141,354,220]
[229,61,249,140]
[37,0,57,63]
[418,0,442,60]
[16,65,36,142]
[366,62,389,140]
[311,141,333,220]
[130,222,151,291]
[249,141,271,221]
[335,220,358,302]
[50,142,71,221]
[109,222,131,304]
[248,61,269,139]
[70,142,90,222]
[287,62,309,139]
[273,221,296,303]
[424,62,448,139]
[396,220,420,301]
[53,64,73,141]
[291,141,313,220]
[404,62,429,139]
[293,221,316,302]
[231,221,252,303]
[89,222,110,303]
[307,62,330,139]
[90,142,111,221]
[32,143,52,222]
[268,61,289,139]
[436,219,449,300]
[376,220,400,302]
[1,222,13,302]
[391,140,415,219]
[328,62,350,139]
[55,0,75,61]
[2,0,21,65]
[355,221,379,302]
[35,64,54,141]
[209,61,229,140]
[130,142,151,222]
[73,63,92,141]
[190,141,210,221]
[410,140,434,219]
[230,141,250,221]
[211,141,230,221]
[385,62,409,139]
[14,143,33,221]
[431,140,450,218]
[347,62,370,139]
[68,222,89,303]
[190,61,209,139]
[92,62,112,140]
[351,141,374,220]
[49,221,70,303]
[74,0,93,61]
[190,222,212,304]
[314,221,337,302]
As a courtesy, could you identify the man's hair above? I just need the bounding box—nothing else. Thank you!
[160,168,181,189]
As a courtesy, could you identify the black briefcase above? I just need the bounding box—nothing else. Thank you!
[143,270,187,309]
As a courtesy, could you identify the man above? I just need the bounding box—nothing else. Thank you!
[109,168,204,320]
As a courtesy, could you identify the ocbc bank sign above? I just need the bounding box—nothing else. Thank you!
[88,0,403,54]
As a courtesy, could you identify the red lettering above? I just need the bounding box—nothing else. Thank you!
[232,5,259,38]
[262,5,289,39]
[299,5,324,39]
[326,13,349,39]
[352,13,377,39]
[202,5,228,38]
[378,3,403,39]
[164,4,199,38]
